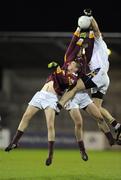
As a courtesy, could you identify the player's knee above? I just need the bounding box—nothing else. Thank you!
[98,117,104,124]
[47,123,54,131]
[94,110,104,122]
[75,121,82,129]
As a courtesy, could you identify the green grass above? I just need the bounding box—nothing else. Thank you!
[0,149,121,180]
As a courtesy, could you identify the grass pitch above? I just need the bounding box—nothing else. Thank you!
[0,149,121,180]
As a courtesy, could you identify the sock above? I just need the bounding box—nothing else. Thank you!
[105,132,115,146]
[11,130,24,145]
[48,141,54,159]
[78,141,85,153]
[111,120,120,130]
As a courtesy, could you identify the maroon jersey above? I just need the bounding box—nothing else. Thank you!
[47,31,94,95]
[64,31,80,63]
[76,37,94,77]
[65,30,94,77]
[47,66,78,96]
[47,32,81,96]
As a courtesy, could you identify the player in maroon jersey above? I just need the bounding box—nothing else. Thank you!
[5,27,85,166]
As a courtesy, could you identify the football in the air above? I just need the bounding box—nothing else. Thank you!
[78,15,91,29]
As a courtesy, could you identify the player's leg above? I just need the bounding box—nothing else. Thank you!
[69,108,83,141]
[92,97,115,123]
[69,108,88,161]
[91,72,121,141]
[92,96,121,144]
[44,107,55,166]
[85,102,115,146]
[101,107,115,123]
[5,105,39,151]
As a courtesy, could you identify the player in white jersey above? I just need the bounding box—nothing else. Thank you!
[90,17,121,144]
[57,14,121,143]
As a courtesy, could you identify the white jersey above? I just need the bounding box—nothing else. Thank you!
[89,35,109,72]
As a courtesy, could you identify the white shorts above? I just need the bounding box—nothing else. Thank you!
[65,91,93,110]
[91,69,110,95]
[28,90,58,110]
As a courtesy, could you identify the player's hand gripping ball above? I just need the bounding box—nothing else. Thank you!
[78,15,91,29]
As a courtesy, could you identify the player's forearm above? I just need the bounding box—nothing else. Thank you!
[66,37,84,62]
[90,17,101,38]
[65,27,81,61]
[59,87,77,107]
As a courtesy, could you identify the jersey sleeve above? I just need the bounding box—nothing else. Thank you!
[64,30,80,62]
[64,38,84,64]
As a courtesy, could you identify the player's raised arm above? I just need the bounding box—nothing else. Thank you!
[64,27,81,62]
[68,32,86,60]
[90,17,101,39]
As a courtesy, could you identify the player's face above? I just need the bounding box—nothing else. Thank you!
[67,61,79,73]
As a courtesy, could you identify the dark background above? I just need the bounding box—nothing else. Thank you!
[0,1,121,32]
